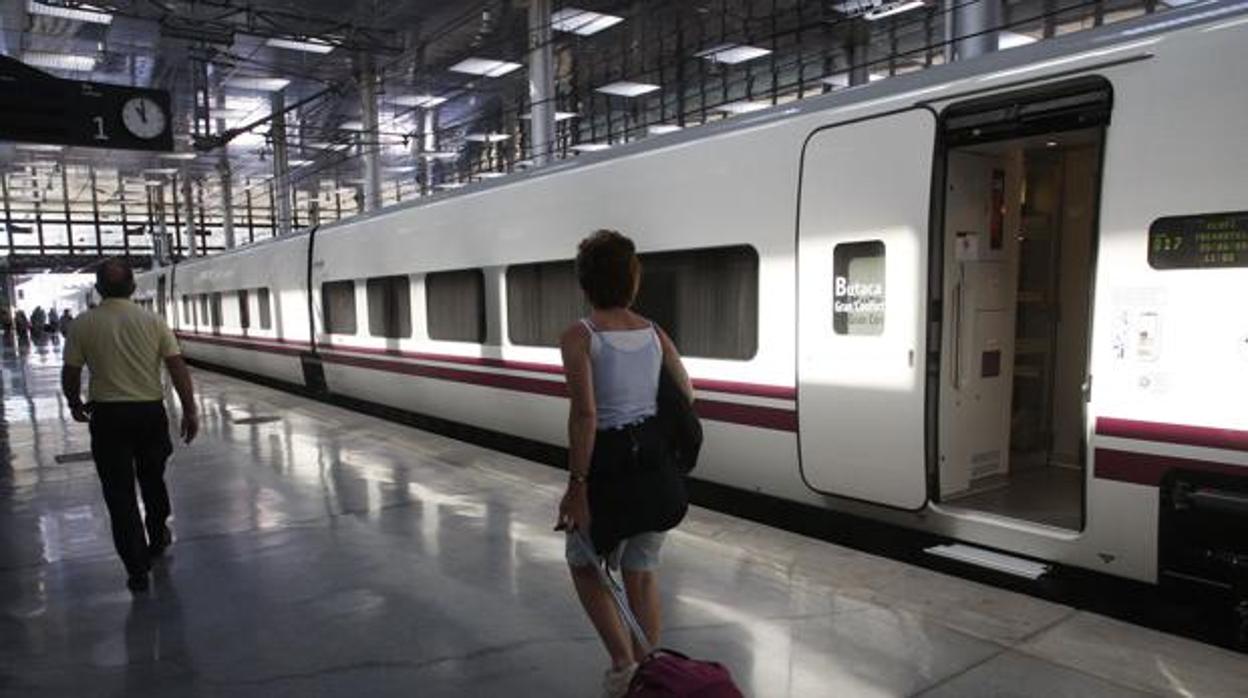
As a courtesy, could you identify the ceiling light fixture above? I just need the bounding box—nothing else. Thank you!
[225,77,291,92]
[15,144,63,152]
[696,43,772,65]
[864,0,926,21]
[418,151,460,160]
[159,152,198,160]
[339,120,364,130]
[392,95,448,108]
[143,168,180,175]
[596,81,660,98]
[27,1,113,25]
[448,58,522,78]
[550,8,624,36]
[265,36,336,54]
[385,165,417,173]
[23,51,96,72]
[465,133,512,143]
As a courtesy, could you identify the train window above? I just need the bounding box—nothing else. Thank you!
[832,241,885,336]
[209,293,223,328]
[366,275,412,339]
[634,246,759,359]
[238,290,251,329]
[426,269,485,343]
[322,280,357,335]
[182,295,192,325]
[198,295,209,327]
[506,261,586,347]
[256,288,272,330]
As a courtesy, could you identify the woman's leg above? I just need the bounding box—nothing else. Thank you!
[623,570,661,655]
[569,564,635,669]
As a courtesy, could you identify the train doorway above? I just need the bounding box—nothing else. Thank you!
[934,79,1109,530]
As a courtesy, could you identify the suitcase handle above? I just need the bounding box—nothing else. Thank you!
[572,531,655,658]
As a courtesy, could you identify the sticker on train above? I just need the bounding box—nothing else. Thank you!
[1148,211,1248,269]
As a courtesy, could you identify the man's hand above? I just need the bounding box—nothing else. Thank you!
[69,402,91,423]
[180,410,199,444]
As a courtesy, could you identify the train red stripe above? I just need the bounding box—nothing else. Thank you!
[1093,448,1245,486]
[1096,417,1248,453]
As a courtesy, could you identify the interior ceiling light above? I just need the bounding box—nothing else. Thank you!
[385,165,417,173]
[448,58,522,78]
[339,120,364,130]
[27,1,113,24]
[23,51,96,72]
[550,8,624,36]
[287,159,312,167]
[225,77,291,91]
[418,151,459,160]
[696,43,772,65]
[143,168,179,175]
[716,101,771,115]
[159,152,198,160]
[144,180,165,187]
[864,0,926,21]
[520,111,578,121]
[596,81,660,98]
[15,144,63,152]
[465,133,512,143]
[572,143,610,152]
[998,31,1039,50]
[647,125,682,135]
[265,36,335,54]
[392,95,447,108]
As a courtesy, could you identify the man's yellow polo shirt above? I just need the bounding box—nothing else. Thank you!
[64,298,181,403]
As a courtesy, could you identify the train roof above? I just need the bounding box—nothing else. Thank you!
[164,0,1247,272]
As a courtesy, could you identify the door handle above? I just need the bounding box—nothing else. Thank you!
[952,281,963,390]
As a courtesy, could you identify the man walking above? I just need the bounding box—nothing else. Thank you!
[62,260,199,592]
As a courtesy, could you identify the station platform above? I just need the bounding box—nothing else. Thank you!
[2,339,1245,697]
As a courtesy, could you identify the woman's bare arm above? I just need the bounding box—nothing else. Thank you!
[656,327,694,403]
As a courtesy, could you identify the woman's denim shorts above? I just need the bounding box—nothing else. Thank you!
[566,531,666,571]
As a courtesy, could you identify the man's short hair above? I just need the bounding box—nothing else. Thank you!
[575,229,640,310]
[96,259,136,299]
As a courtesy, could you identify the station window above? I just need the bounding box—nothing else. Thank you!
[832,241,885,336]
[634,246,759,359]
[506,261,586,347]
[322,280,357,335]
[256,287,272,330]
[209,293,223,328]
[238,289,251,329]
[366,275,412,339]
[426,269,486,343]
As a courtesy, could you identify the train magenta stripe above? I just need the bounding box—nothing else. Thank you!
[1094,448,1245,486]
[1096,417,1248,453]
[176,331,799,432]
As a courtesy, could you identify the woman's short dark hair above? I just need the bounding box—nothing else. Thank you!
[576,229,640,309]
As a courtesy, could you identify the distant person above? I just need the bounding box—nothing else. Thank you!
[46,308,59,334]
[62,259,199,593]
[1,310,11,335]
[30,306,46,335]
[59,309,73,336]
[14,309,30,341]
[556,230,694,697]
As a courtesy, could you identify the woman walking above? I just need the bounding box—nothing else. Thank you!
[556,229,693,698]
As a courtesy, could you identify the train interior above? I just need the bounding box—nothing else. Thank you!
[937,125,1103,531]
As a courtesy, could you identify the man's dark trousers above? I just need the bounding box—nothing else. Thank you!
[89,402,173,575]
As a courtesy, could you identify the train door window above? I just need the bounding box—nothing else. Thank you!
[156,276,167,319]
[238,290,251,329]
[935,77,1109,531]
[427,269,485,343]
[633,246,759,359]
[322,280,357,335]
[209,293,223,328]
[256,288,272,330]
[506,261,586,347]
[366,275,412,339]
[182,295,193,326]
[831,242,885,336]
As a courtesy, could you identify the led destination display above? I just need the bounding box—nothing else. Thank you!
[1148,211,1248,270]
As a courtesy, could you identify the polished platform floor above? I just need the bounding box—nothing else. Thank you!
[2,338,1245,697]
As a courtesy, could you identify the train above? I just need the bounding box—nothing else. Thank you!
[136,2,1248,624]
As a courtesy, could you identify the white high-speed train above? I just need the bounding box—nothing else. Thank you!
[137,3,1248,604]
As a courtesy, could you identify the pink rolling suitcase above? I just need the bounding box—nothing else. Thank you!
[575,533,745,697]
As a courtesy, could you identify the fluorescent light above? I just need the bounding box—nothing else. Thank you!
[475,172,507,179]
[339,120,364,130]
[465,133,512,143]
[998,31,1039,50]
[448,58,522,78]
[266,37,335,54]
[225,77,291,91]
[308,141,351,151]
[385,165,416,173]
[434,182,465,190]
[418,151,460,160]
[869,71,888,82]
[520,111,579,122]
[287,159,312,167]
[696,43,772,65]
[572,143,611,153]
[15,144,63,152]
[392,94,448,108]
[647,125,682,135]
[864,0,926,21]
[596,81,660,98]
[717,101,770,115]
[144,180,165,187]
[143,168,179,175]
[24,51,95,72]
[28,1,112,24]
[160,152,198,160]
[550,8,624,36]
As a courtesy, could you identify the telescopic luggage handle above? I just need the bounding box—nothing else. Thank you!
[572,531,655,657]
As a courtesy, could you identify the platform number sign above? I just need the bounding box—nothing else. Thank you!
[1148,212,1248,270]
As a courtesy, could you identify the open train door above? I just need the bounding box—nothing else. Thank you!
[796,109,934,510]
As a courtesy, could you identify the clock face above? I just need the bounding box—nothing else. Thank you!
[121,97,167,140]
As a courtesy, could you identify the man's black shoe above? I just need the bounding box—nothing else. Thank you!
[127,572,150,593]
[148,526,172,558]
